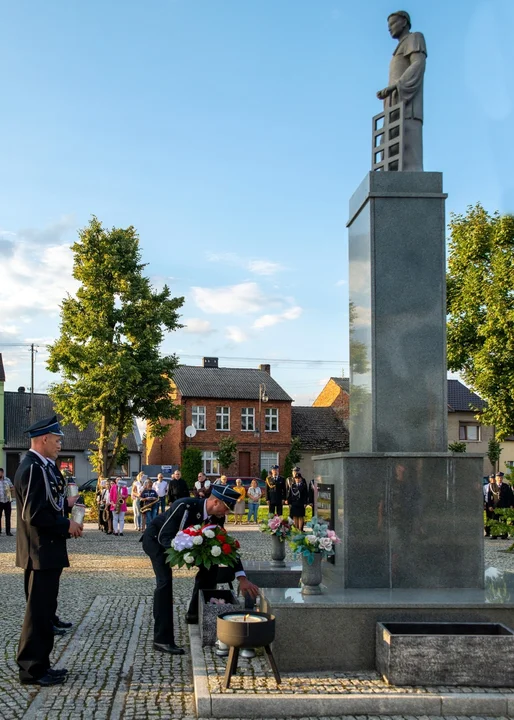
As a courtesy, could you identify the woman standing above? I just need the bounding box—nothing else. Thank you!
[287,469,309,531]
[233,478,246,524]
[132,472,144,532]
[141,477,159,531]
[100,478,114,534]
[96,475,107,532]
[247,479,262,524]
[110,477,128,536]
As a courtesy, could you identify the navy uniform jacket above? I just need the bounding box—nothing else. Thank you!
[143,497,243,573]
[14,451,71,570]
[265,475,286,503]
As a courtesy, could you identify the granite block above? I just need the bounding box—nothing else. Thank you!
[376,622,514,687]
[440,694,508,716]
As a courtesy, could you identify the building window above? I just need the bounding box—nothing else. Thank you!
[192,405,206,430]
[241,407,255,431]
[202,451,220,476]
[265,408,279,432]
[216,406,230,431]
[459,423,480,441]
[260,452,279,474]
[57,457,75,476]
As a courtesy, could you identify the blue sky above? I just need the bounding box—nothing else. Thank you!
[1,0,513,405]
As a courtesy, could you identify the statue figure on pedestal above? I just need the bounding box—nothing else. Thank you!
[376,11,427,171]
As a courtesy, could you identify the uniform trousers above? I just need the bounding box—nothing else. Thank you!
[0,501,11,533]
[187,565,219,617]
[269,501,283,516]
[143,535,176,644]
[18,566,62,680]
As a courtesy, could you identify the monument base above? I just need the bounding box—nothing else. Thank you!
[261,587,514,675]
[314,452,484,589]
[244,561,301,588]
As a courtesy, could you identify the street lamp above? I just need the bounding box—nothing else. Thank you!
[258,383,268,476]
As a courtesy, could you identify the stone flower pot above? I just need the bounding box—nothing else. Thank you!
[301,553,322,595]
[270,533,286,567]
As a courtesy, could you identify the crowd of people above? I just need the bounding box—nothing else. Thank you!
[484,470,514,538]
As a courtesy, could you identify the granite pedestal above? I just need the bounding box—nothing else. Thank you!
[244,561,301,588]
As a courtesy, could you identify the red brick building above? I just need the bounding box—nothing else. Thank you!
[312,377,350,420]
[146,358,293,477]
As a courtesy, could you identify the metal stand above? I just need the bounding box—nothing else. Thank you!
[222,645,281,689]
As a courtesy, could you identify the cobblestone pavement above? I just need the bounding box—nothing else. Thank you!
[0,516,513,720]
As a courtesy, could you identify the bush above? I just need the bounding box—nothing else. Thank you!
[181,447,203,490]
[82,490,98,521]
[260,468,268,482]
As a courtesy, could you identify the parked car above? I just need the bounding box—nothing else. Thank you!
[211,476,266,491]
[77,478,98,492]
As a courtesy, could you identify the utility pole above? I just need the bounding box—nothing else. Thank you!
[29,343,36,423]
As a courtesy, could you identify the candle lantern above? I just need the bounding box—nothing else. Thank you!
[216,611,281,689]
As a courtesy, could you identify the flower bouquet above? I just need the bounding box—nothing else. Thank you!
[288,516,340,564]
[259,514,294,539]
[165,524,240,570]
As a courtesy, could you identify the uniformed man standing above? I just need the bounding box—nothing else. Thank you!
[142,484,259,654]
[265,464,286,516]
[14,416,83,686]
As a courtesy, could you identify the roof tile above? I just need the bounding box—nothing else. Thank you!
[172,366,292,401]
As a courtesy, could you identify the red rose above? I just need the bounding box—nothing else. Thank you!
[222,543,232,555]
[235,540,240,549]
[216,535,225,542]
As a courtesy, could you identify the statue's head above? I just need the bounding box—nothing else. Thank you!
[387,10,411,38]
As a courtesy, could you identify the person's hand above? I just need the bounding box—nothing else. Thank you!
[68,520,83,538]
[284,501,288,505]
[238,576,259,600]
[67,495,79,507]
[377,86,395,100]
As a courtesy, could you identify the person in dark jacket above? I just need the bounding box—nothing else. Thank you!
[487,472,514,539]
[265,465,286,516]
[14,416,83,687]
[287,467,309,531]
[142,484,259,654]
[167,469,190,505]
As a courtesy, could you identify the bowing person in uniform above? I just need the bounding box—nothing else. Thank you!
[14,416,83,687]
[142,484,259,654]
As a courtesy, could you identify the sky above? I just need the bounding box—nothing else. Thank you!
[1,0,513,406]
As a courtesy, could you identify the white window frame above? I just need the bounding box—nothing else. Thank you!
[459,423,480,442]
[265,407,279,432]
[241,407,255,432]
[202,451,220,476]
[192,405,206,431]
[260,451,279,474]
[216,406,230,431]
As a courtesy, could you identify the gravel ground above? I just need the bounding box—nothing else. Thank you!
[0,515,513,720]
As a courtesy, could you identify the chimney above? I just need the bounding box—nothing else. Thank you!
[259,364,271,374]
[203,357,219,368]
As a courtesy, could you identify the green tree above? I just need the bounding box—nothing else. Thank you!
[216,435,238,474]
[447,204,514,439]
[47,217,184,477]
[487,437,502,471]
[181,447,203,490]
[284,436,302,480]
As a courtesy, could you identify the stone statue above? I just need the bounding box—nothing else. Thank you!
[376,11,427,171]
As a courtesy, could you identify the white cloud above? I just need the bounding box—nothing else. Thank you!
[191,282,268,315]
[247,260,283,276]
[206,252,283,276]
[182,318,213,334]
[253,305,302,330]
[226,326,248,343]
[335,279,346,287]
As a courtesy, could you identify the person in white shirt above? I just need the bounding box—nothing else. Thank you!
[132,472,144,531]
[0,468,14,535]
[153,474,168,514]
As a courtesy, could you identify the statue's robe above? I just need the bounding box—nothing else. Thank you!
[385,31,427,171]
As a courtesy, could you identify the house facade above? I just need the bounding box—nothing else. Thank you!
[312,377,349,420]
[291,406,349,481]
[146,358,293,477]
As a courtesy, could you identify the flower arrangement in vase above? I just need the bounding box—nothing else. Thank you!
[288,515,340,563]
[165,524,240,570]
[259,514,294,539]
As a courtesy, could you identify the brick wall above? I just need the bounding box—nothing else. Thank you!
[147,396,292,476]
[312,379,349,420]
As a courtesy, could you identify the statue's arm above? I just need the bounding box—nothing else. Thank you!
[395,51,426,104]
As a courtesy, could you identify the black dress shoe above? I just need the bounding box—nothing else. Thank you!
[47,667,68,677]
[185,613,198,624]
[21,673,67,686]
[53,626,67,636]
[153,642,185,655]
[6,532,13,536]
[54,618,73,629]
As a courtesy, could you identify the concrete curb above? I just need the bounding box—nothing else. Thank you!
[189,624,212,717]
[188,632,513,718]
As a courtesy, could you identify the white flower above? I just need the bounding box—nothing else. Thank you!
[202,529,215,539]
[319,537,333,552]
[183,553,195,564]
[305,535,318,545]
[192,536,204,545]
[172,532,194,551]
[211,545,222,557]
